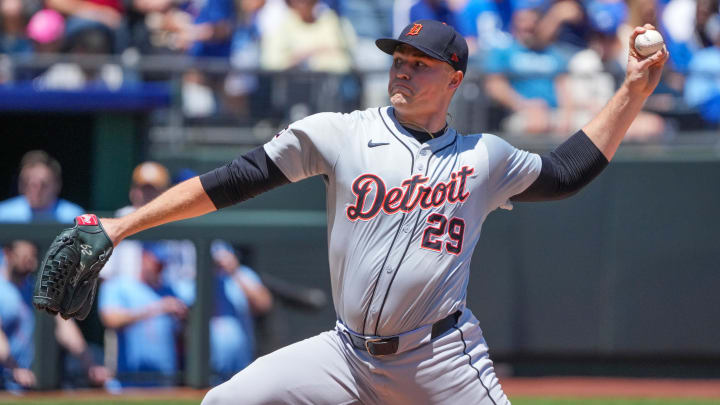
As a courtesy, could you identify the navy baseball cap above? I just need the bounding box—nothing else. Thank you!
[376,19,469,74]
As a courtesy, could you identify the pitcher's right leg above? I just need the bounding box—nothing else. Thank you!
[201,330,365,405]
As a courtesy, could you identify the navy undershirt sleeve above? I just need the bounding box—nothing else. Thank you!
[200,131,606,208]
[199,146,290,209]
[511,130,609,202]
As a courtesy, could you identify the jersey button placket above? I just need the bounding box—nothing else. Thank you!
[417,148,429,172]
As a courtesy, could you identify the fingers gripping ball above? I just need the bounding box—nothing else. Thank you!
[33,214,113,320]
[634,29,664,57]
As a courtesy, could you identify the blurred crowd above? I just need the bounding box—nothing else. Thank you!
[0,151,273,391]
[0,0,719,130]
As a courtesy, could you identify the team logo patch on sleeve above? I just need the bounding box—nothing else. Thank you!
[76,214,98,226]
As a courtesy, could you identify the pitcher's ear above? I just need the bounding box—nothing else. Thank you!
[449,70,464,89]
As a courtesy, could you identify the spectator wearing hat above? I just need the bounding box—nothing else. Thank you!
[99,165,193,388]
[27,8,66,53]
[209,241,272,383]
[101,162,196,297]
[42,0,128,91]
[116,161,171,217]
[100,161,172,281]
[98,242,188,387]
[46,0,124,47]
[30,3,128,90]
[23,9,86,88]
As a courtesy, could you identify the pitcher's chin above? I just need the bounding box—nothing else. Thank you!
[390,92,409,108]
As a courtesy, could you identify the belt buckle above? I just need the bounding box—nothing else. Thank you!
[364,337,386,357]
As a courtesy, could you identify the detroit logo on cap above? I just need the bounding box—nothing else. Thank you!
[407,23,423,36]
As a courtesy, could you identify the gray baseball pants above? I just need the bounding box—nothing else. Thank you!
[202,308,509,405]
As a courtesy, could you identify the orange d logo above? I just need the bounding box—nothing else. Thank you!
[407,23,423,36]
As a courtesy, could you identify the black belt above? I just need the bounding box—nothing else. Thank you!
[347,311,461,357]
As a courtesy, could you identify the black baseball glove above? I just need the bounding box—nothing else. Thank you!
[33,214,114,320]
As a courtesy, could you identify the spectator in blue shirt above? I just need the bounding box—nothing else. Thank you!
[177,0,237,117]
[457,0,514,58]
[210,241,272,382]
[409,0,459,28]
[0,152,108,391]
[0,150,83,224]
[225,0,266,118]
[101,161,198,322]
[0,150,83,288]
[661,0,718,73]
[0,0,41,56]
[684,15,720,125]
[484,3,570,135]
[535,0,590,58]
[0,242,36,391]
[99,243,188,386]
[1,240,109,391]
[185,0,236,58]
[393,0,463,38]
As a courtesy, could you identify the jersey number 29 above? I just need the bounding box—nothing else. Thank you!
[420,213,465,255]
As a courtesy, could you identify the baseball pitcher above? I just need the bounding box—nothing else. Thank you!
[34,19,668,404]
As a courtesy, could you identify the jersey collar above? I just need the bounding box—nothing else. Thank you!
[381,107,457,152]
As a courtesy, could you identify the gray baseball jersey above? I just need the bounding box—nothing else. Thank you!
[264,106,541,337]
[203,106,543,405]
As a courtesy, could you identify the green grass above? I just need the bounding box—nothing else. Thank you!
[2,398,719,405]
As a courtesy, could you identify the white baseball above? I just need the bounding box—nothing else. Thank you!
[634,29,664,57]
